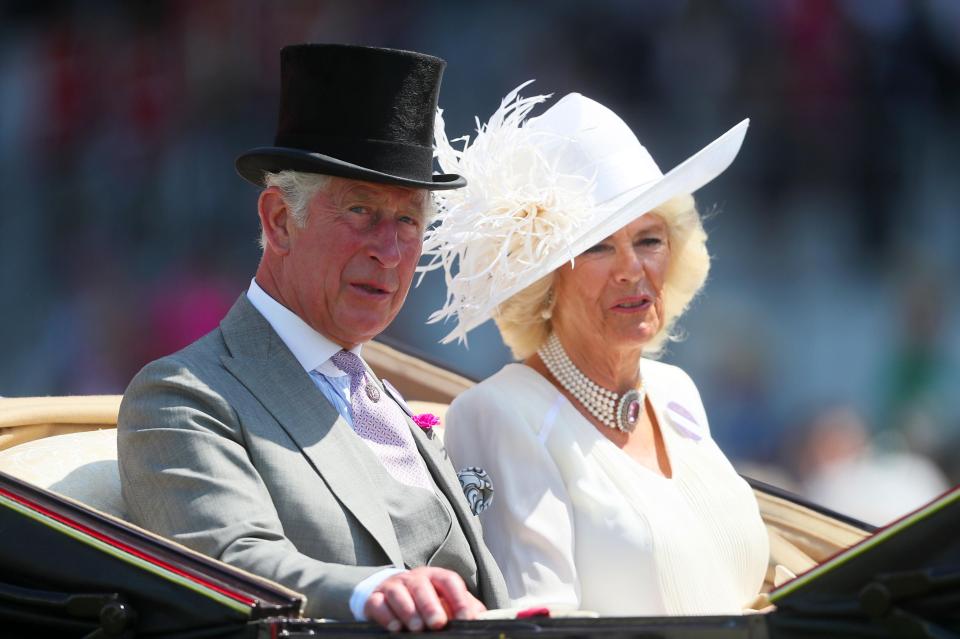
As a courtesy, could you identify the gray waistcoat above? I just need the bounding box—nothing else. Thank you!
[354,440,480,595]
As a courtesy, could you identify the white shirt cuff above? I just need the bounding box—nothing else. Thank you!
[350,567,406,621]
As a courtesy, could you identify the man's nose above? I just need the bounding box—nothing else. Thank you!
[368,220,402,268]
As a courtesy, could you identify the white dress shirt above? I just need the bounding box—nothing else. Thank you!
[246,279,403,619]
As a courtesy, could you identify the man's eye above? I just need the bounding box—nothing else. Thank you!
[399,215,421,227]
[349,206,370,215]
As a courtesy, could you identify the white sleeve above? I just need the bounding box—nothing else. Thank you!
[349,567,406,620]
[444,384,580,610]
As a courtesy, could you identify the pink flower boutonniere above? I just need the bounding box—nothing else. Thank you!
[412,413,440,432]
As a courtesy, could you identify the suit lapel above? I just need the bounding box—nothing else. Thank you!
[360,363,470,528]
[219,297,404,567]
[405,402,501,600]
[359,362,464,518]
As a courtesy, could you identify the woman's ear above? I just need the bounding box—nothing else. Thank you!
[258,187,293,255]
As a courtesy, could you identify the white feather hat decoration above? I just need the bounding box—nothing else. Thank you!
[421,82,749,344]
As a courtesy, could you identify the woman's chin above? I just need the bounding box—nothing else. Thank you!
[606,327,658,352]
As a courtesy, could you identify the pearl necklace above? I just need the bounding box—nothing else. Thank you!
[538,333,645,433]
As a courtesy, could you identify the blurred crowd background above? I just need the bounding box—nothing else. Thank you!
[2,0,958,526]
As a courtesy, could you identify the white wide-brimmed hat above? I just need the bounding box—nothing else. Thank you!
[419,82,748,344]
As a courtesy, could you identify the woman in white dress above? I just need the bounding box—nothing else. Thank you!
[419,86,769,616]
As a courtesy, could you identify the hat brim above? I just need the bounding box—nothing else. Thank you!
[443,118,750,342]
[236,147,466,190]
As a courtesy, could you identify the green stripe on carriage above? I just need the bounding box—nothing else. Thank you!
[770,489,960,601]
[0,493,252,616]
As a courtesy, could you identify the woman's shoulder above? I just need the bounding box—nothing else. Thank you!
[640,357,699,393]
[641,358,711,437]
[447,363,558,429]
[454,363,554,404]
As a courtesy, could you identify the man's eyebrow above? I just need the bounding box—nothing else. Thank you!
[342,187,380,200]
[342,186,416,200]
[338,187,427,213]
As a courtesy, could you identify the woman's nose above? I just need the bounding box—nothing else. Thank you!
[613,247,645,283]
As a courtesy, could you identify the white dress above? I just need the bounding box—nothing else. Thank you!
[444,361,769,616]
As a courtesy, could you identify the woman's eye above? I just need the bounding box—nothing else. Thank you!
[584,243,611,254]
[636,236,664,248]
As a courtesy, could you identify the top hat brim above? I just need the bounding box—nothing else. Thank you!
[236,147,466,190]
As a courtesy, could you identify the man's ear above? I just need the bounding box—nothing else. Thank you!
[258,187,293,255]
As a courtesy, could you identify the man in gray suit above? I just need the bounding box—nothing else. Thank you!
[118,44,507,631]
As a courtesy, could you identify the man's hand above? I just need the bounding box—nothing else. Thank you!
[363,567,486,632]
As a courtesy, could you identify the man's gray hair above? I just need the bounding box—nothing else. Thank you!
[258,170,437,249]
[259,171,332,249]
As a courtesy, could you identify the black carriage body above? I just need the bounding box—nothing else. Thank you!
[2,459,958,638]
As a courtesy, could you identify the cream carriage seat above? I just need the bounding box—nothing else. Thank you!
[0,395,125,517]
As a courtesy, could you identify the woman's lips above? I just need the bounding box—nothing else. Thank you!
[610,296,652,313]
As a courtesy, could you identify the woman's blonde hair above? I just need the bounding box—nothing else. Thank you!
[493,194,709,359]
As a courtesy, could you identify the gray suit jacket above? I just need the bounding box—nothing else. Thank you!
[118,296,508,619]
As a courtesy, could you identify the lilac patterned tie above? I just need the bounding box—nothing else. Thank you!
[332,350,434,490]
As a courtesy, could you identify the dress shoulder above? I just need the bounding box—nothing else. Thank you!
[455,363,546,399]
[640,358,711,438]
[446,363,563,443]
[639,357,696,391]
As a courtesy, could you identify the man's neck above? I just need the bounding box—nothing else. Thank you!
[254,262,287,312]
[246,277,361,374]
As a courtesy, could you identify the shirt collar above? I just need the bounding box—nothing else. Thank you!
[246,278,361,373]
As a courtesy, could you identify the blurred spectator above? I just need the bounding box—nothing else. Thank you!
[877,261,959,470]
[795,404,949,526]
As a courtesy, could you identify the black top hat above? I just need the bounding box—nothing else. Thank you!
[236,44,465,190]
